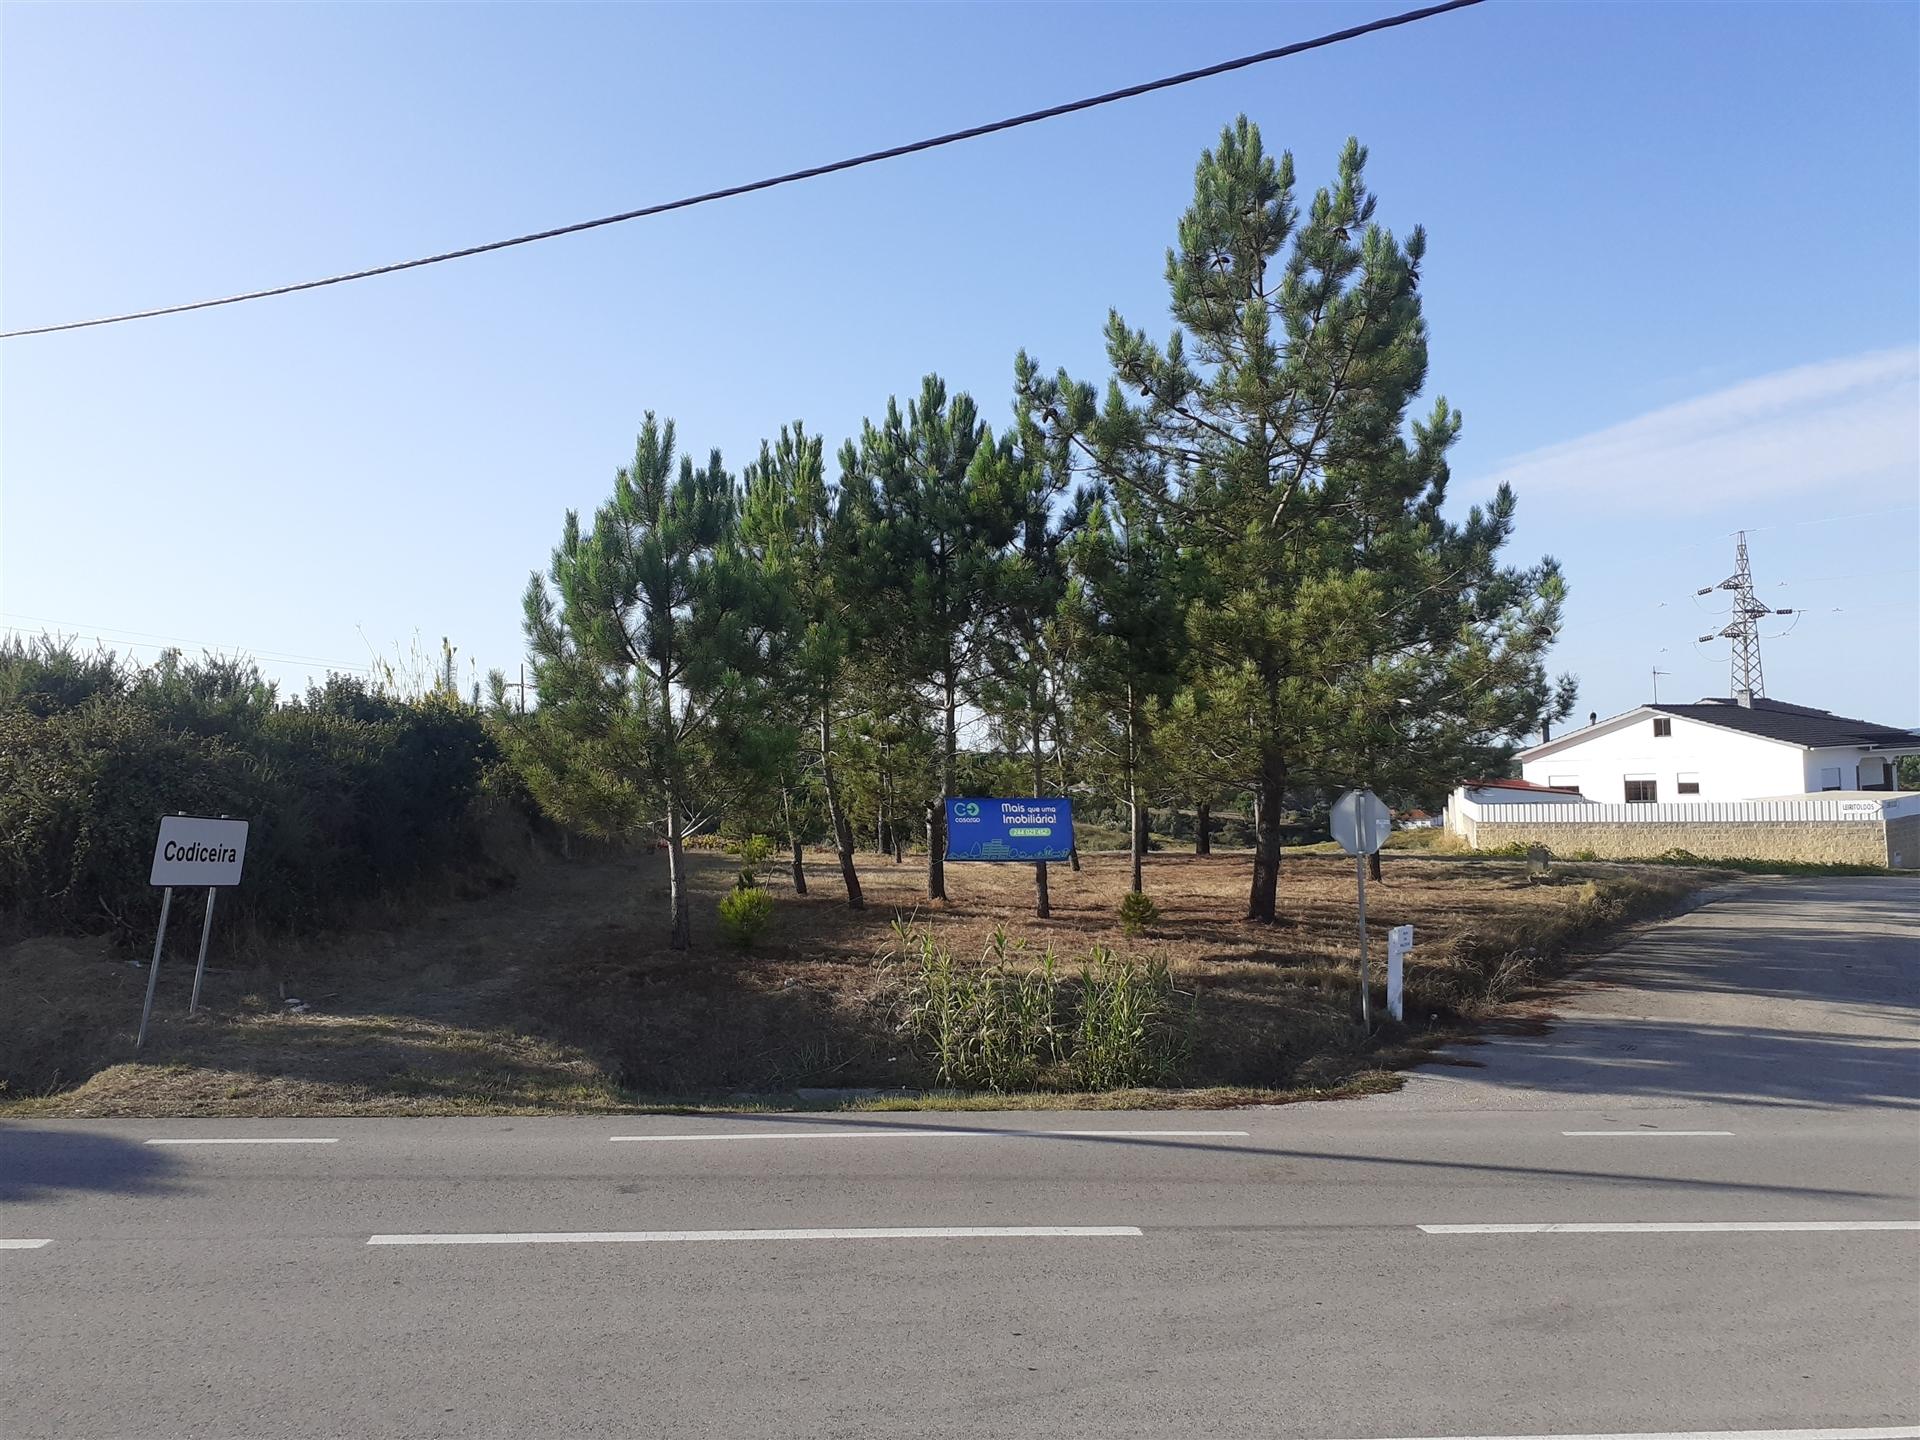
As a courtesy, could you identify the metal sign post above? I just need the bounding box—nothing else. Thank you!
[1353,855,1372,1032]
[139,814,250,1050]
[135,887,175,1051]
[1330,788,1395,1034]
[188,889,220,1015]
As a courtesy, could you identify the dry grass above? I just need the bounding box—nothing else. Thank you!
[0,844,1716,1117]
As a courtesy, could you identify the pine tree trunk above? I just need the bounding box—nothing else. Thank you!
[1129,783,1146,895]
[928,667,955,901]
[1246,760,1286,923]
[661,652,691,949]
[1195,801,1212,856]
[782,787,807,896]
[1054,747,1081,871]
[819,703,863,909]
[1126,706,1145,895]
[1031,709,1049,919]
[665,799,691,950]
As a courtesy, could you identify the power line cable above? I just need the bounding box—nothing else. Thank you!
[1,613,374,674]
[0,0,1486,340]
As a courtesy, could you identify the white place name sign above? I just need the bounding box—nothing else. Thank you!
[150,816,249,888]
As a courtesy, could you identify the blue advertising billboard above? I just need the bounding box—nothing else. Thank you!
[945,797,1075,862]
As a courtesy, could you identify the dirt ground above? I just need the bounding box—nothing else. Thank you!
[0,843,1711,1116]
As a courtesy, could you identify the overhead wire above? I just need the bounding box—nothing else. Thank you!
[0,0,1486,339]
[0,613,375,674]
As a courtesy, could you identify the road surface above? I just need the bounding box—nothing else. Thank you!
[3,878,1916,1439]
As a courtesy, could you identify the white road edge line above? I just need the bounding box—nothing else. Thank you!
[1560,1130,1735,1137]
[367,1225,1144,1246]
[144,1138,339,1146]
[606,1130,1248,1142]
[0,1239,54,1250]
[1420,1222,1920,1234]
[1319,1428,1920,1440]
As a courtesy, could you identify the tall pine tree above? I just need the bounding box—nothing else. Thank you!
[739,421,866,908]
[1085,121,1572,921]
[841,375,1009,902]
[976,354,1090,917]
[518,415,774,949]
[1057,409,1182,897]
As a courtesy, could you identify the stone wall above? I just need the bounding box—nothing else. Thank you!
[1887,814,1919,871]
[1470,817,1898,867]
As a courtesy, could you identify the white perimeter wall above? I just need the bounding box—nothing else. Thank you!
[1520,712,1806,803]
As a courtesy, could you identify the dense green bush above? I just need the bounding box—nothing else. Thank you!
[717,886,774,949]
[0,641,504,940]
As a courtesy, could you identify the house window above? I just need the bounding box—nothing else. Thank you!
[1819,766,1843,791]
[1676,773,1701,795]
[1652,717,1672,737]
[1625,778,1658,804]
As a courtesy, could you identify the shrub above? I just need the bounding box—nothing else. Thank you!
[1118,890,1160,937]
[717,886,774,949]
[0,644,505,941]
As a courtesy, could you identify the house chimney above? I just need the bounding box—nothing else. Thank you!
[1541,719,1551,743]
[1588,711,1597,727]
[1736,687,1754,709]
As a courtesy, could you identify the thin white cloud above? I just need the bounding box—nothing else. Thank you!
[1472,347,1920,510]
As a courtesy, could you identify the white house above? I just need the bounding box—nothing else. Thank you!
[1516,696,1919,805]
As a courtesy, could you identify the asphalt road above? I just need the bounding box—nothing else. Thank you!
[3,878,1916,1440]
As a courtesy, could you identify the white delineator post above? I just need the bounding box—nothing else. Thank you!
[1386,925,1412,1022]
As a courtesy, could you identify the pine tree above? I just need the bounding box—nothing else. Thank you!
[975,355,1091,917]
[841,375,1009,902]
[1057,419,1182,897]
[518,414,775,949]
[739,422,865,908]
[1084,121,1572,921]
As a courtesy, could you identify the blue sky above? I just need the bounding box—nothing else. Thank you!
[3,1,1916,727]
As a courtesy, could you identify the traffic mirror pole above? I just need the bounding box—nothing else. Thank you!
[1354,855,1372,1034]
[136,886,175,1051]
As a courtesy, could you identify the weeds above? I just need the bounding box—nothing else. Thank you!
[889,924,1187,1092]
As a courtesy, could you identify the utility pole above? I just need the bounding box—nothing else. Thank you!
[1696,531,1792,703]
[503,662,532,713]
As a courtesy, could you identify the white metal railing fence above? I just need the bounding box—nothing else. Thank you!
[1451,793,1915,827]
